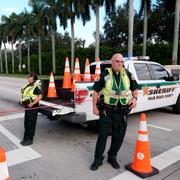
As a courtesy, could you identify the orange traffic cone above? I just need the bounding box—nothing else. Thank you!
[125,113,159,178]
[71,57,81,92]
[92,57,101,81]
[0,147,10,180]
[47,72,58,98]
[62,57,72,89]
[83,58,91,81]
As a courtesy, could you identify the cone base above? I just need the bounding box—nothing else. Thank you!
[125,163,159,179]
[47,95,58,99]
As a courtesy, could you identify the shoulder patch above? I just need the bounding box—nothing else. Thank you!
[104,75,110,81]
[131,75,135,80]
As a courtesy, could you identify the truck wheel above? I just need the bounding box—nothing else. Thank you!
[172,95,180,114]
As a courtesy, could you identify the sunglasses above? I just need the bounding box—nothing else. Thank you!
[114,60,124,63]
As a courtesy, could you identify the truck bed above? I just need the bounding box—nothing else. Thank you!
[39,79,75,119]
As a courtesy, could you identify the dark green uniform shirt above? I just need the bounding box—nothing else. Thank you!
[93,68,138,93]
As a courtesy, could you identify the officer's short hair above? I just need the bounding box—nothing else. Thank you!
[28,72,38,81]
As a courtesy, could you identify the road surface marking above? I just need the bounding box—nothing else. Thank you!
[0,124,23,148]
[7,147,41,167]
[0,124,41,166]
[0,113,41,122]
[0,113,24,122]
[110,145,180,180]
[147,124,172,131]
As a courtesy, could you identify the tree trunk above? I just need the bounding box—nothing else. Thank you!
[38,35,42,75]
[71,17,75,73]
[0,45,3,73]
[142,0,148,56]
[4,43,8,74]
[27,41,30,73]
[11,42,15,73]
[95,4,100,60]
[51,29,56,74]
[128,0,134,58]
[18,43,22,73]
[172,0,180,65]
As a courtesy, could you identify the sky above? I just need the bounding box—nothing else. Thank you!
[0,0,153,47]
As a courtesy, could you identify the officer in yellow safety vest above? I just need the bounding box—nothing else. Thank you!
[20,72,42,146]
[91,53,138,170]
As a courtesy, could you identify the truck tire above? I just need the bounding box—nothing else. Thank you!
[172,95,180,114]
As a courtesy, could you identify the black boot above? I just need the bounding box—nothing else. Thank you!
[90,161,103,171]
[107,158,120,169]
[20,139,33,146]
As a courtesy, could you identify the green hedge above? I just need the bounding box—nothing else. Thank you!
[2,43,180,75]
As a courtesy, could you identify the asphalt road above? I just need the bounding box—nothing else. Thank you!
[0,76,180,180]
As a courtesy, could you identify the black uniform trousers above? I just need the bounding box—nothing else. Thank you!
[24,108,38,140]
[94,107,127,163]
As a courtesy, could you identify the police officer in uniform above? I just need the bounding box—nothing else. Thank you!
[91,53,138,170]
[20,72,42,146]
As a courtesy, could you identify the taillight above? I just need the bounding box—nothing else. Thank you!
[75,89,88,104]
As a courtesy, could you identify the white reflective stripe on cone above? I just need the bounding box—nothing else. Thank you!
[0,162,9,179]
[65,60,69,66]
[74,69,80,74]
[50,76,54,81]
[49,83,55,87]
[140,121,147,131]
[138,134,148,142]
[65,67,70,72]
[75,63,80,68]
[85,66,90,71]
[95,70,101,74]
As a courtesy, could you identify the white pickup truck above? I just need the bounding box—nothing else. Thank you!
[39,58,180,124]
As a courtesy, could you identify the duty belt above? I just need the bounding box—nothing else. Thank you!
[104,104,121,112]
[104,104,131,114]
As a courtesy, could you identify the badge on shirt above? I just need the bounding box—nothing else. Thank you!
[115,88,121,96]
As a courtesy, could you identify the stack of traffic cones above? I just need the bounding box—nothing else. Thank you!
[125,113,159,178]
[47,72,58,98]
[71,57,81,92]
[92,57,101,81]
[0,147,10,180]
[62,57,72,89]
[83,58,91,81]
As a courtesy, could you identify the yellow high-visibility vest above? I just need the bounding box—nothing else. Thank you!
[21,80,40,103]
[101,68,132,105]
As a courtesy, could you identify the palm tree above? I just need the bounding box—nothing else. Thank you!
[128,0,134,58]
[0,16,9,73]
[0,25,3,73]
[6,13,18,73]
[22,10,35,73]
[139,0,151,56]
[57,0,90,73]
[13,12,27,74]
[171,0,179,65]
[28,0,47,75]
[44,0,58,74]
[0,42,3,74]
[91,0,116,60]
[3,41,8,74]
[162,0,179,64]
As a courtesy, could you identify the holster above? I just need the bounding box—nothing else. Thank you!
[96,95,105,114]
